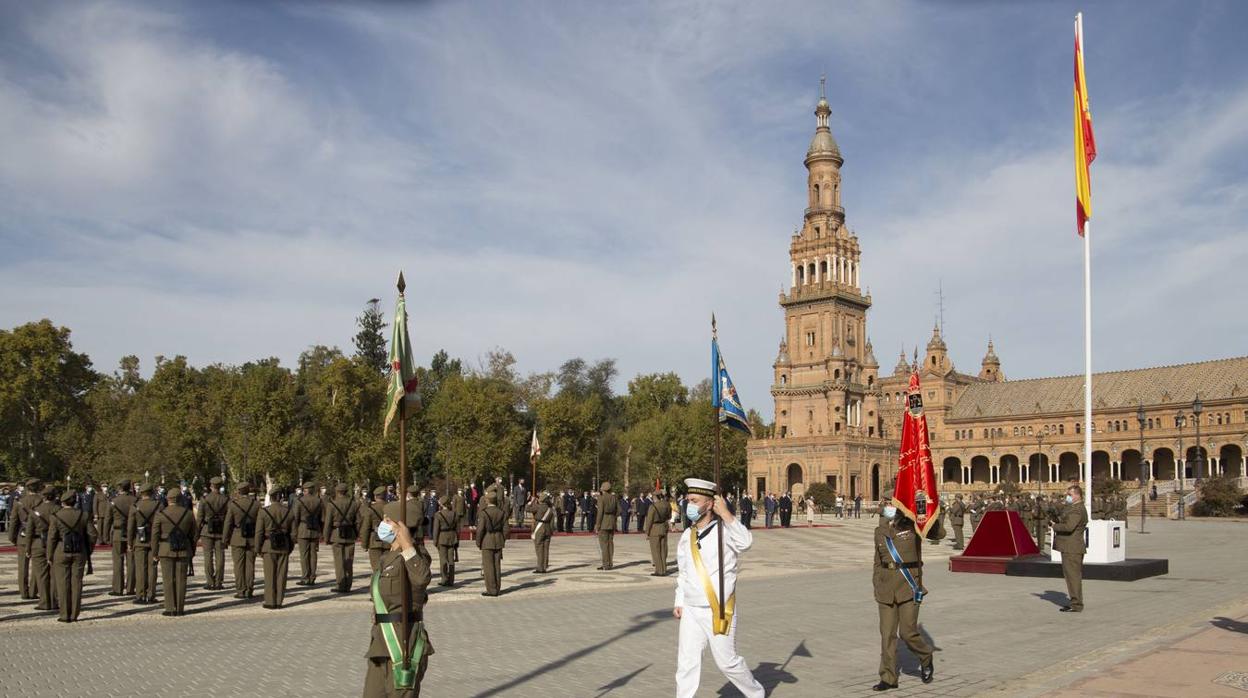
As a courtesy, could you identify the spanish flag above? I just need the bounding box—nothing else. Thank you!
[1074,13,1096,236]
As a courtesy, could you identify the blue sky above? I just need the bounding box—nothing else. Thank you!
[2,1,1246,416]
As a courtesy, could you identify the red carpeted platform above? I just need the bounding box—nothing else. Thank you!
[949,510,1042,574]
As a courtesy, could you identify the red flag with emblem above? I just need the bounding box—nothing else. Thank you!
[893,371,940,536]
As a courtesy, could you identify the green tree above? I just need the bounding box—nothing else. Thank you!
[353,299,388,375]
[424,372,526,489]
[0,320,98,481]
[1192,475,1244,517]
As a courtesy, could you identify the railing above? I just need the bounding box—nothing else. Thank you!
[804,205,845,218]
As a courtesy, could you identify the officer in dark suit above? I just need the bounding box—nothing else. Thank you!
[105,479,136,595]
[778,492,793,527]
[128,483,161,604]
[739,494,754,529]
[764,493,777,528]
[619,494,633,533]
[1051,485,1088,612]
[76,484,96,576]
[579,491,592,531]
[8,478,42,599]
[49,489,96,622]
[255,487,293,609]
[152,488,199,616]
[561,489,578,533]
[872,494,933,691]
[636,493,650,532]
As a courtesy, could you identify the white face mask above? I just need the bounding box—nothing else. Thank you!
[685,502,703,521]
[376,521,396,544]
[883,505,898,519]
[1065,495,1074,504]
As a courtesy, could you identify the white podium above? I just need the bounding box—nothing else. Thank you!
[1050,520,1126,564]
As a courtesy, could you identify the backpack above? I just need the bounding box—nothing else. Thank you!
[60,511,86,554]
[331,500,357,540]
[234,501,256,539]
[205,498,225,535]
[302,498,322,531]
[134,505,155,544]
[164,509,190,552]
[267,507,292,552]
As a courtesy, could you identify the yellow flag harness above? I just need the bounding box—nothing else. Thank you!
[689,521,736,635]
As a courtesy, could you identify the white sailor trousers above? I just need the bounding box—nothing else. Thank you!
[675,605,764,698]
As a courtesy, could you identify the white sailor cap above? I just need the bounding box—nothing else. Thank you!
[683,478,717,497]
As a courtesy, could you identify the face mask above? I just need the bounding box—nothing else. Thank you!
[376,521,396,544]
[1064,495,1074,504]
[685,503,703,521]
[883,506,897,519]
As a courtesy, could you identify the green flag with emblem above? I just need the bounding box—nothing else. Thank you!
[383,271,420,436]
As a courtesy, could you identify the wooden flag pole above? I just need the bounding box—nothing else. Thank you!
[396,274,412,678]
[712,314,725,628]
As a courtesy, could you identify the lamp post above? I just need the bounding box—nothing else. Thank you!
[1136,402,1148,533]
[1175,413,1186,521]
[1192,394,1204,482]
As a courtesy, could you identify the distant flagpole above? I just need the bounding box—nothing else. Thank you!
[1075,12,1096,519]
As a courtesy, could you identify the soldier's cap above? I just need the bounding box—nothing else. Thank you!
[25,477,41,488]
[955,493,963,499]
[301,481,315,488]
[237,483,252,495]
[118,479,132,490]
[373,485,387,497]
[684,478,716,497]
[439,495,451,507]
[335,483,348,494]
[42,484,58,497]
[209,476,223,486]
[483,491,498,505]
[269,487,284,497]
[138,482,154,494]
[600,481,612,493]
[60,489,78,504]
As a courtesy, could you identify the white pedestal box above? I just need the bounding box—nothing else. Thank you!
[1050,520,1126,564]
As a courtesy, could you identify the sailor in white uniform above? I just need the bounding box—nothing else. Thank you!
[673,478,764,698]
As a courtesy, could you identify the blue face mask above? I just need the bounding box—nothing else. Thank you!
[1064,495,1074,504]
[376,521,396,544]
[883,505,897,519]
[685,502,703,521]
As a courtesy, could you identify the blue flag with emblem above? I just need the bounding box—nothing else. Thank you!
[711,316,752,436]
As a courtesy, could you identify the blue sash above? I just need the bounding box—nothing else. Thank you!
[884,536,924,604]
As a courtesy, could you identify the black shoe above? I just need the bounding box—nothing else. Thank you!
[1060,606,1082,612]
[107,591,124,597]
[872,682,897,691]
[56,618,70,623]
[161,611,174,617]
[921,663,934,683]
[595,566,604,570]
[480,592,495,597]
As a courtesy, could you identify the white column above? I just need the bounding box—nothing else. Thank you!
[801,258,808,285]
[825,254,832,284]
[852,261,859,287]
[832,252,839,282]
[791,262,797,288]
[1148,460,1155,480]
[1023,463,1030,483]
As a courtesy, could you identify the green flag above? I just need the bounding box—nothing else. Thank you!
[384,272,420,435]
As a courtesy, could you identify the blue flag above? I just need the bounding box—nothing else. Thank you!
[712,333,752,436]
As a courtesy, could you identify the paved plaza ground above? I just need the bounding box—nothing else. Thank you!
[2,516,1246,697]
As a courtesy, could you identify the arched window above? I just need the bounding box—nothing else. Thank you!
[1059,424,1065,435]
[1013,427,1019,436]
[983,428,989,439]
[834,369,841,379]
[812,183,820,206]
[1075,423,1081,434]
[867,375,874,386]
[808,263,816,281]
[780,374,787,385]
[820,260,828,277]
[797,266,805,284]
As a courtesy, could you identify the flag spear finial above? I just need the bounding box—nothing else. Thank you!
[711,313,718,338]
[397,271,406,294]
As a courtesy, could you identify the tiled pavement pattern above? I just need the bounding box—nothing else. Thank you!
[1,517,1244,697]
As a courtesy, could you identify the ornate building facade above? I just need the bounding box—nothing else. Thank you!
[746,92,1248,503]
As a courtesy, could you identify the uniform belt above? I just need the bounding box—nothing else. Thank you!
[374,611,422,624]
[886,562,922,570]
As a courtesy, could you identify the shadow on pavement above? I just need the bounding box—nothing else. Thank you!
[1211,616,1248,634]
[472,609,671,697]
[717,640,809,696]
[500,579,555,595]
[594,664,651,696]
[1033,590,1068,607]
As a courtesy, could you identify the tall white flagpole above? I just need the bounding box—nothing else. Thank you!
[1078,12,1093,521]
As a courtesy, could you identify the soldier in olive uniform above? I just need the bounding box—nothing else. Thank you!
[361,486,391,572]
[48,489,96,622]
[872,496,934,691]
[128,483,161,604]
[363,515,435,697]
[474,492,508,596]
[255,487,294,609]
[948,494,966,550]
[197,476,229,590]
[431,495,459,585]
[223,483,260,599]
[452,488,466,530]
[152,488,200,616]
[105,479,136,596]
[1051,485,1088,612]
[293,481,324,586]
[30,485,61,610]
[8,478,42,599]
[526,492,555,574]
[324,483,361,593]
[644,489,672,576]
[593,481,620,570]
